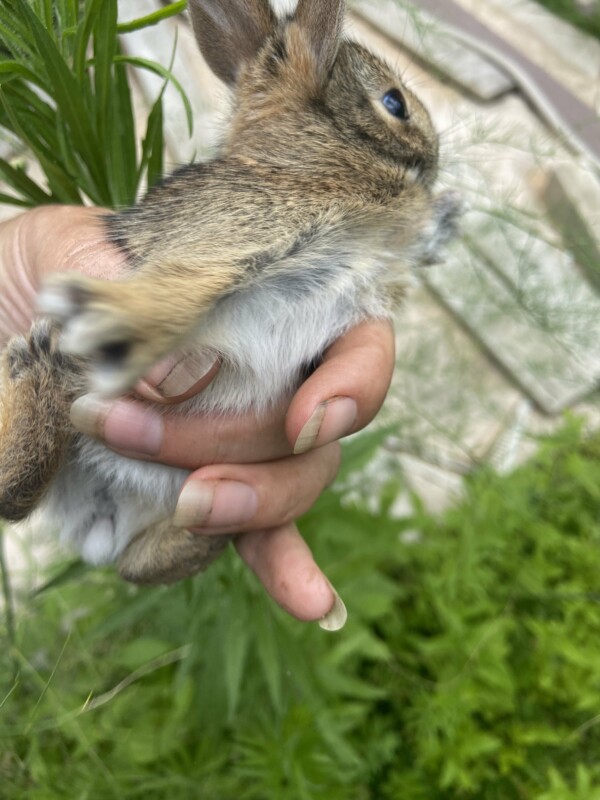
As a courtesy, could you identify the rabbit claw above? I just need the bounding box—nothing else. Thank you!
[6,319,74,381]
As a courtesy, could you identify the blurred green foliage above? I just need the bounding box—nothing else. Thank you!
[534,0,600,39]
[2,421,600,798]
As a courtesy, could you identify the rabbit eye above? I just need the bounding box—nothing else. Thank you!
[382,89,409,121]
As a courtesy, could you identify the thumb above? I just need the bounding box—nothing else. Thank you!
[135,349,221,404]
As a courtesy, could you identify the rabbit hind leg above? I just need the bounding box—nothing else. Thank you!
[39,260,242,396]
[117,520,231,586]
[0,321,78,521]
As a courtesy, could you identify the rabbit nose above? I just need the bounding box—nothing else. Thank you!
[432,190,466,226]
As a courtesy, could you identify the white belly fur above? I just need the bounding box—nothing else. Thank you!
[40,251,408,565]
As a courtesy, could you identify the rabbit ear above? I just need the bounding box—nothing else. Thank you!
[294,0,345,81]
[188,0,277,84]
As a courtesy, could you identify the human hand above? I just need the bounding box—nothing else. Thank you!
[0,206,395,628]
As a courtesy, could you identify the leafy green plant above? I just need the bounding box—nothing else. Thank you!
[2,422,600,799]
[0,0,191,209]
[370,421,600,798]
[0,432,400,800]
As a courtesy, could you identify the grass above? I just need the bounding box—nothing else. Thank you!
[2,422,600,798]
[0,0,191,208]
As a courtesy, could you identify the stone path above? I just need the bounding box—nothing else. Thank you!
[409,0,600,165]
[348,0,600,506]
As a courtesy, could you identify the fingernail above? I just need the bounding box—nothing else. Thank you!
[294,397,358,455]
[319,587,348,632]
[173,480,259,529]
[144,350,217,399]
[70,394,164,456]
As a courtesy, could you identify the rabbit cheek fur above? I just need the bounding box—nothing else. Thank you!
[0,0,462,585]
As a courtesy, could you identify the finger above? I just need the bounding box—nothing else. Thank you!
[69,320,395,467]
[287,319,395,454]
[235,523,347,629]
[171,442,341,533]
[135,351,221,404]
[70,393,292,468]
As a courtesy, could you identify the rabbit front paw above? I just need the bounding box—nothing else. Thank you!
[38,274,158,396]
[6,319,74,381]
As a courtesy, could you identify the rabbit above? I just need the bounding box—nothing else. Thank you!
[0,0,462,586]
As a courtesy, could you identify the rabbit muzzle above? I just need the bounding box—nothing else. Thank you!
[418,190,465,267]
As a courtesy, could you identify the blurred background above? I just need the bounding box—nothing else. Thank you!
[1,1,600,798]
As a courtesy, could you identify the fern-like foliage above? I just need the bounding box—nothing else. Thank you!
[2,423,600,798]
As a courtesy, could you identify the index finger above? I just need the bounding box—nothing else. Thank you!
[135,351,221,405]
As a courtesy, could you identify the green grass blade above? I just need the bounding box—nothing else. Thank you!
[54,0,79,56]
[114,54,194,135]
[254,603,283,714]
[0,152,52,204]
[88,589,166,640]
[3,80,55,121]
[0,82,60,193]
[39,153,84,204]
[117,1,187,34]
[0,12,39,62]
[42,0,54,38]
[137,30,180,192]
[223,592,251,722]
[139,91,165,192]
[11,0,110,200]
[55,115,81,177]
[34,560,90,596]
[147,99,164,189]
[73,0,103,82]
[109,62,138,207]
[0,191,31,206]
[0,60,46,86]
[0,0,191,211]
[0,86,86,203]
[92,0,117,146]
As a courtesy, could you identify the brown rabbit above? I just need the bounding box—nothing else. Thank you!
[0,0,461,585]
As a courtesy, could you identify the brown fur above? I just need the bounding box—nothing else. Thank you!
[118,521,231,586]
[1,0,459,584]
[42,1,441,391]
[0,322,80,520]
